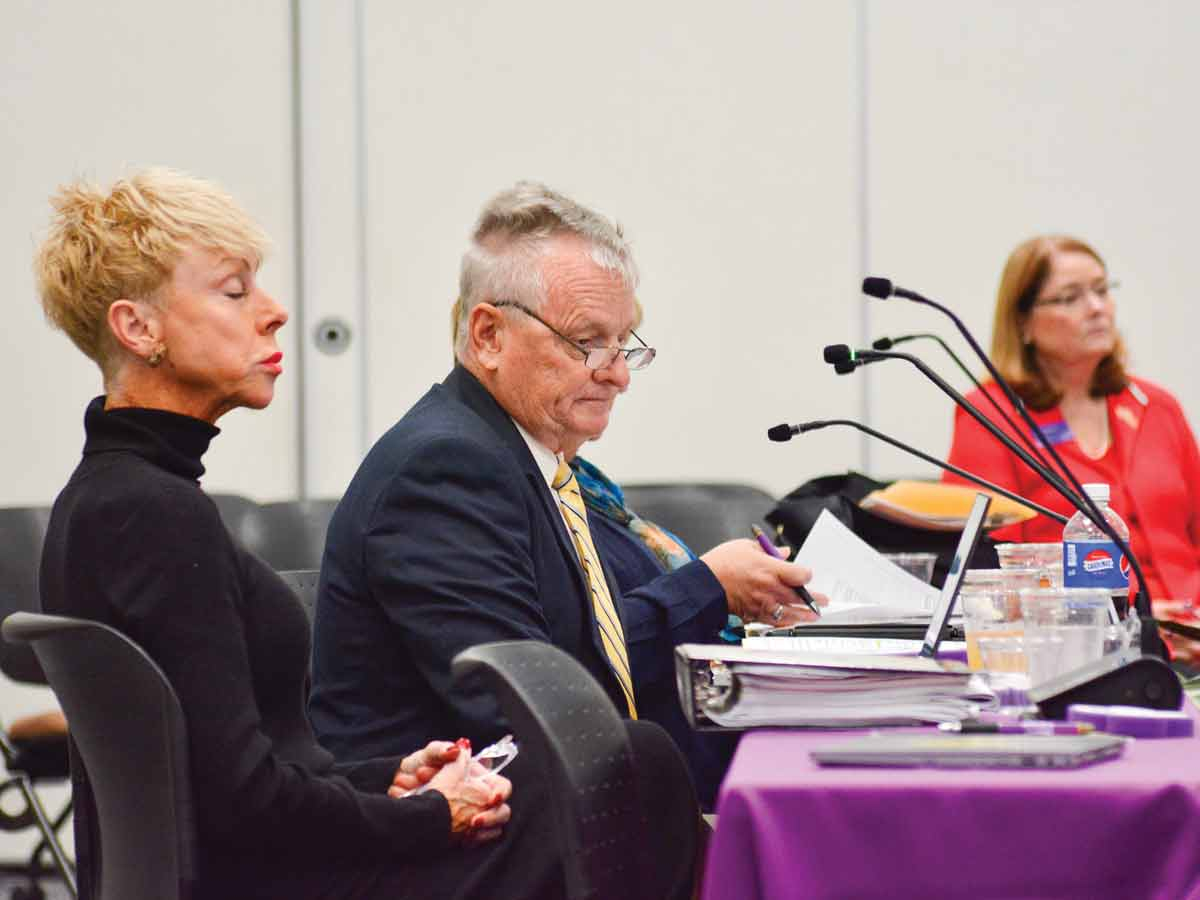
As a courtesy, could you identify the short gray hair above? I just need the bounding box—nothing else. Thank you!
[454,181,638,359]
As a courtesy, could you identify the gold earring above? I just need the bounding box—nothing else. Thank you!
[146,344,166,367]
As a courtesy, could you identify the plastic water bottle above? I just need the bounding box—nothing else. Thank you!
[1062,483,1131,616]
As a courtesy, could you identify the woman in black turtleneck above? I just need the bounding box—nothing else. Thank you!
[33,169,562,900]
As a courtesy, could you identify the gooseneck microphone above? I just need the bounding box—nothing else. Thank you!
[861,276,897,300]
[766,423,800,442]
[861,277,1151,618]
[821,345,1082,507]
[864,338,1060,480]
[822,344,855,364]
[872,333,970,370]
[767,418,1067,524]
[822,344,870,374]
[869,332,1039,457]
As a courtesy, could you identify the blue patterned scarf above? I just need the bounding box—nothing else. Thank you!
[569,457,695,571]
[569,457,741,641]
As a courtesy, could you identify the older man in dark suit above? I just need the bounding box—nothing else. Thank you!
[309,182,814,762]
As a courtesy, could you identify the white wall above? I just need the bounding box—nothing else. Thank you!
[1,0,299,507]
[866,0,1200,479]
[355,0,861,498]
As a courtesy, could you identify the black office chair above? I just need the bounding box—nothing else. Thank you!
[0,507,75,899]
[2,613,195,900]
[619,482,777,554]
[0,507,53,685]
[276,569,320,624]
[0,728,75,900]
[452,640,679,900]
[249,500,340,571]
[208,492,262,553]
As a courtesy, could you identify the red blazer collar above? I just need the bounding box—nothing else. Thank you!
[1110,382,1150,473]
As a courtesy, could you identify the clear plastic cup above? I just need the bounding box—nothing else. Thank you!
[976,633,1027,674]
[959,568,1041,670]
[1020,588,1110,686]
[882,552,937,583]
[995,542,1063,587]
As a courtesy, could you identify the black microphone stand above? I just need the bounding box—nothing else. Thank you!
[828,345,1084,508]
[775,418,1067,524]
[872,333,1059,474]
[875,333,980,393]
[863,278,1151,619]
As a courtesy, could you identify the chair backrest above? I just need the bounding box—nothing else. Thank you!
[619,482,777,554]
[452,640,655,900]
[246,500,339,571]
[0,506,53,684]
[209,492,262,551]
[276,569,320,624]
[2,612,195,900]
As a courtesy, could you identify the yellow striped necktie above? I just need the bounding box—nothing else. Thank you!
[552,459,637,718]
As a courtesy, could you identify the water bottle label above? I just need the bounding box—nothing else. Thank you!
[1063,540,1129,590]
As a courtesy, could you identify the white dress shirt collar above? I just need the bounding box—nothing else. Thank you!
[512,419,561,490]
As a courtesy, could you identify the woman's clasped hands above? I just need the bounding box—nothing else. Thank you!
[389,738,513,845]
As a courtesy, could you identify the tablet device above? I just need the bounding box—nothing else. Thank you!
[917,492,991,658]
[810,732,1126,769]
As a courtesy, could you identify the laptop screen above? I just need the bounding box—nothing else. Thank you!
[919,492,992,658]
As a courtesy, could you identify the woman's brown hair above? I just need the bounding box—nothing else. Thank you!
[990,235,1128,411]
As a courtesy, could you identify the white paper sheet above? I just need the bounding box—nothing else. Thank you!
[743,635,968,656]
[794,509,941,622]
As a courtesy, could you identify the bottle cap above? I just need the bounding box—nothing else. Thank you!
[1082,483,1110,503]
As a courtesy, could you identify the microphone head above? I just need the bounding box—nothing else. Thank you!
[833,360,858,375]
[871,336,894,350]
[822,344,852,364]
[862,276,894,299]
[767,424,795,442]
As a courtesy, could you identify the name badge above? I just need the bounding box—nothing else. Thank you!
[1038,419,1073,447]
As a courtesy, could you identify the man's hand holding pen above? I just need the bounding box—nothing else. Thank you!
[751,524,824,619]
[700,533,829,626]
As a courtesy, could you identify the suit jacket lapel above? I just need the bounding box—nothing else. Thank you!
[444,366,591,596]
[443,366,629,669]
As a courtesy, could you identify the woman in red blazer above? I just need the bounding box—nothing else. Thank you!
[944,235,1200,605]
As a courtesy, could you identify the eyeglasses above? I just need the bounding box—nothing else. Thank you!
[1032,279,1119,310]
[494,301,656,371]
[398,735,519,797]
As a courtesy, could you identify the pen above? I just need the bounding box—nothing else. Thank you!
[938,720,1095,736]
[750,524,821,617]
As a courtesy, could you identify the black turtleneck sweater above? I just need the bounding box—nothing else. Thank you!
[38,398,452,893]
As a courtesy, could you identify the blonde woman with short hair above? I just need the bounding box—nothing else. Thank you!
[35,169,562,900]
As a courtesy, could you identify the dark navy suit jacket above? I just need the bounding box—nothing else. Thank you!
[309,366,726,760]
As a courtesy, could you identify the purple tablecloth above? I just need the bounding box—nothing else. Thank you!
[704,700,1200,900]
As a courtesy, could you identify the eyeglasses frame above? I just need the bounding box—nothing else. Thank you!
[491,300,655,371]
[1030,278,1120,311]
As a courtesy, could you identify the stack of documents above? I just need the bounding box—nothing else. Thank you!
[744,633,967,657]
[675,644,994,730]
